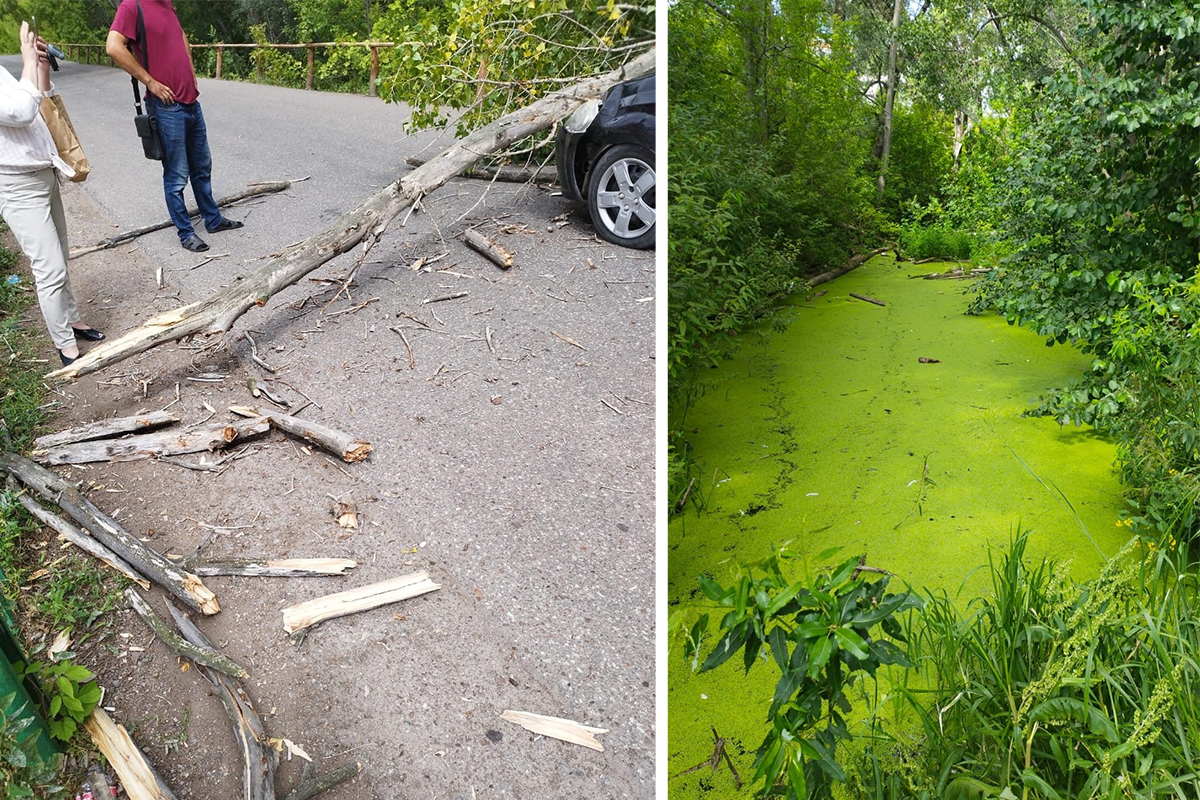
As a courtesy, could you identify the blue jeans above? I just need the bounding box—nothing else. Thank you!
[149,97,222,242]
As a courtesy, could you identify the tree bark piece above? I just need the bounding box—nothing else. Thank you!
[809,247,889,287]
[500,710,608,752]
[464,229,514,269]
[404,155,556,184]
[165,600,276,800]
[0,451,219,615]
[850,292,886,307]
[46,48,655,381]
[228,406,371,462]
[9,483,149,589]
[282,571,440,634]
[282,762,362,800]
[125,589,248,678]
[32,411,179,450]
[69,181,297,259]
[182,557,357,578]
[84,708,179,800]
[33,417,270,465]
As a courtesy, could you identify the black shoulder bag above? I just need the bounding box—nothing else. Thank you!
[130,0,162,161]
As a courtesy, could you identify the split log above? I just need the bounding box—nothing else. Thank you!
[166,600,276,800]
[808,247,889,287]
[33,416,269,465]
[9,482,149,589]
[282,571,440,634]
[849,292,886,307]
[282,762,362,800]
[464,229,514,269]
[404,155,556,184]
[0,451,219,615]
[47,47,655,381]
[229,406,371,462]
[125,589,248,678]
[32,411,179,450]
[500,710,608,752]
[84,708,179,800]
[69,181,297,259]
[181,557,357,578]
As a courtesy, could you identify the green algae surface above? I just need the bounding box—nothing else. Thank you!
[667,255,1130,797]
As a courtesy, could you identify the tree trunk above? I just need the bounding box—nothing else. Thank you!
[876,0,904,203]
[32,411,179,451]
[47,48,655,382]
[953,109,968,169]
[403,155,555,184]
[33,417,269,465]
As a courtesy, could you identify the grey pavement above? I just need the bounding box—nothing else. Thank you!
[1,56,655,799]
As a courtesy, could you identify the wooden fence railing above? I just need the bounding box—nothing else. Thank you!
[60,41,396,96]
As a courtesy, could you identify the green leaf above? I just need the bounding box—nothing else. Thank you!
[763,581,805,618]
[699,622,749,673]
[1029,697,1119,743]
[807,634,833,679]
[767,627,789,671]
[869,639,912,667]
[1020,769,1064,800]
[834,627,870,659]
[697,575,728,603]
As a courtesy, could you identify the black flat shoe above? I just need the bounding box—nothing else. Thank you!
[206,218,243,233]
[72,326,105,342]
[181,234,209,253]
[58,350,76,366]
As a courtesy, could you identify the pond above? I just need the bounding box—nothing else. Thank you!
[667,255,1130,795]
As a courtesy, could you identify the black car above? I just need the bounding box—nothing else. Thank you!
[556,74,655,250]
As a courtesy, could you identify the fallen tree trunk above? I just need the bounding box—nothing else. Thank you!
[809,247,890,288]
[69,181,298,259]
[166,600,276,800]
[0,451,219,615]
[84,708,179,800]
[181,556,357,578]
[403,155,556,184]
[464,229,514,269]
[282,571,440,634]
[8,480,148,589]
[47,48,654,382]
[229,406,370,462]
[32,411,179,450]
[126,589,248,678]
[849,292,886,307]
[33,416,269,465]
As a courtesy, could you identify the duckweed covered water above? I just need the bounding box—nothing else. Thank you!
[667,256,1129,796]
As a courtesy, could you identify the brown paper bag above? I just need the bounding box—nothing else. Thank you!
[39,95,89,183]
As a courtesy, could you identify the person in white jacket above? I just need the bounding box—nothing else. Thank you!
[0,21,102,366]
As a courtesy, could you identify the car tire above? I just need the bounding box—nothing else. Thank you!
[585,144,656,250]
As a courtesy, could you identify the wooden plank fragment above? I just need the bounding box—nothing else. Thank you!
[282,571,440,634]
[33,411,179,450]
[84,708,179,800]
[33,417,269,465]
[500,710,608,752]
[184,557,357,577]
[228,406,371,462]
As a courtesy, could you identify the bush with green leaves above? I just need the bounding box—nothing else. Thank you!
[681,547,921,799]
[13,660,100,744]
[0,693,63,800]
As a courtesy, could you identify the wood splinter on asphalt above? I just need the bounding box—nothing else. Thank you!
[332,493,358,529]
[500,710,609,752]
[550,331,588,351]
[849,292,886,307]
[464,229,515,269]
[84,707,179,800]
[282,571,441,634]
[229,405,372,462]
[423,291,469,305]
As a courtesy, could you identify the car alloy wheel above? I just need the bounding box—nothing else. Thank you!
[586,144,656,250]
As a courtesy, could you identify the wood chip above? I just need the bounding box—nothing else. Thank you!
[500,710,608,752]
[282,571,440,634]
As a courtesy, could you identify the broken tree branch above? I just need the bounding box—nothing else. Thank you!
[282,571,440,634]
[809,247,890,287]
[69,181,299,259]
[125,589,249,678]
[0,451,219,615]
[404,155,556,184]
[180,556,357,578]
[849,292,886,307]
[84,708,179,800]
[47,48,654,381]
[464,229,514,269]
[228,406,370,462]
[281,762,362,800]
[33,417,269,465]
[32,411,179,450]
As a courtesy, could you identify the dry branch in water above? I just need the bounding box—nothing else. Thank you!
[809,247,890,287]
[228,406,371,462]
[32,411,179,450]
[46,47,655,381]
[0,452,219,615]
[282,571,440,634]
[464,229,515,269]
[33,416,269,465]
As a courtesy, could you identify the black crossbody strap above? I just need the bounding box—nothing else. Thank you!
[130,0,150,115]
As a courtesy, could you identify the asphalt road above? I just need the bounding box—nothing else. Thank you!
[2,56,655,799]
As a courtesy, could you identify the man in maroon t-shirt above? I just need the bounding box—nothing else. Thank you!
[106,0,243,253]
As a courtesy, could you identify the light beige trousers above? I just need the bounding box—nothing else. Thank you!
[0,167,78,350]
